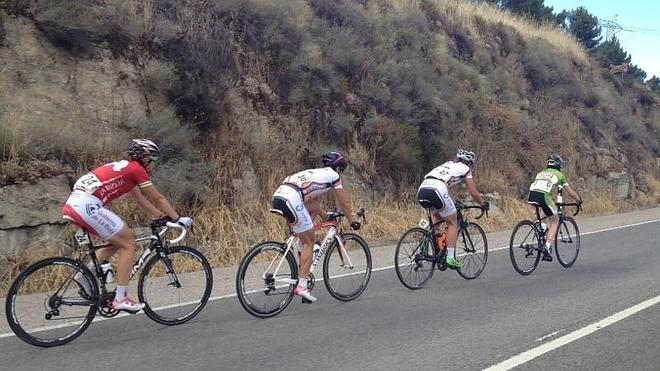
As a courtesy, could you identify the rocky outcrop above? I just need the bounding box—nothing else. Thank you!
[587,172,635,200]
[0,175,72,278]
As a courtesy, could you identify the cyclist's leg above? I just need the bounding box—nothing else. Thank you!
[434,187,461,268]
[108,226,146,311]
[542,193,559,246]
[272,186,316,301]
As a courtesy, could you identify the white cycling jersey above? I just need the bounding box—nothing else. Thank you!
[424,161,472,188]
[282,167,342,200]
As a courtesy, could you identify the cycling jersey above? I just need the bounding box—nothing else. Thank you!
[424,161,472,189]
[282,167,342,200]
[528,168,568,194]
[72,160,152,205]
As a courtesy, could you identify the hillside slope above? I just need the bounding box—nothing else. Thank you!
[0,0,658,267]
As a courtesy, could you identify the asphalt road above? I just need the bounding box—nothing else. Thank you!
[0,208,659,371]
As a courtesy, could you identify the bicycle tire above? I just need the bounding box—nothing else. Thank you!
[509,220,542,275]
[323,233,372,301]
[555,216,580,268]
[5,257,98,347]
[456,222,488,280]
[395,227,436,290]
[236,241,298,318]
[138,246,213,325]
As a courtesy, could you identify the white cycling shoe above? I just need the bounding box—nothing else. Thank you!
[112,297,146,313]
[294,285,317,303]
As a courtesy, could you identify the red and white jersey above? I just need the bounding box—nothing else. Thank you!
[424,161,472,189]
[282,167,342,200]
[72,160,152,205]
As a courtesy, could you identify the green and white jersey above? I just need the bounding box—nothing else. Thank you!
[529,168,568,194]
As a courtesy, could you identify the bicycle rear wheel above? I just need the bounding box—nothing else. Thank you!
[236,241,298,318]
[323,233,372,301]
[509,220,542,275]
[456,222,488,280]
[5,257,98,347]
[395,227,436,290]
[555,217,580,268]
[138,246,213,325]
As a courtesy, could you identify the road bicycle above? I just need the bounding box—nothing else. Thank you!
[5,217,213,347]
[236,209,370,318]
[395,201,488,290]
[509,186,582,275]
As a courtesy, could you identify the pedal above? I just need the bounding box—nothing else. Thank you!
[301,297,313,304]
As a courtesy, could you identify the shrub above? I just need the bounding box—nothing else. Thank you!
[34,2,105,57]
[143,59,177,93]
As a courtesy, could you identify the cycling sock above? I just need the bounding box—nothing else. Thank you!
[545,242,552,250]
[446,247,455,258]
[298,278,308,289]
[115,285,127,300]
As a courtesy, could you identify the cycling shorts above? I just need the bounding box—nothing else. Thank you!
[528,190,557,217]
[61,191,125,240]
[272,184,313,234]
[417,178,456,219]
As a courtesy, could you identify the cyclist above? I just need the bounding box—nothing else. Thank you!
[417,149,489,269]
[271,151,361,303]
[62,139,193,313]
[528,154,582,262]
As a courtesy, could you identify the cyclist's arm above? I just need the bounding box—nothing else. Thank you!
[333,187,354,225]
[140,185,180,220]
[563,184,581,202]
[129,187,162,218]
[464,177,484,206]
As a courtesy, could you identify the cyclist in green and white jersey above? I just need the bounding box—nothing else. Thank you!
[528,154,582,262]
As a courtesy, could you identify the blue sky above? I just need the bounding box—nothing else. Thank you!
[545,0,660,80]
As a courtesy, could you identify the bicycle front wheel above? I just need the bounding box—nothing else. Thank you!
[509,220,542,275]
[323,233,372,301]
[5,257,98,347]
[395,227,436,290]
[555,217,580,268]
[138,246,213,325]
[456,222,488,280]
[236,241,298,318]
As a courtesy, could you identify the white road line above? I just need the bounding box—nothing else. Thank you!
[482,294,660,371]
[1,219,657,340]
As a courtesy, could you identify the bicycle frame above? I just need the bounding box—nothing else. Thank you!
[262,211,361,287]
[70,221,187,299]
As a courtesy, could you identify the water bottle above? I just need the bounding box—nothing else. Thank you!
[100,261,115,283]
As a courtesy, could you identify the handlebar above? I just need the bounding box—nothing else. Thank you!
[556,202,582,216]
[455,202,487,219]
[151,218,188,244]
[326,207,367,224]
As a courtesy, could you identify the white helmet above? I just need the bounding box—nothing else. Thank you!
[129,139,160,162]
[456,149,476,165]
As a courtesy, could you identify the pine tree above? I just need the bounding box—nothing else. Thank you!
[647,76,660,93]
[565,6,601,51]
[593,36,631,67]
[501,0,559,24]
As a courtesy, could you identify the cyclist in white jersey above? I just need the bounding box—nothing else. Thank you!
[416,149,489,269]
[271,152,361,303]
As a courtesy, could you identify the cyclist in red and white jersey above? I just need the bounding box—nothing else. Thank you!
[271,152,361,303]
[417,149,489,269]
[62,139,193,313]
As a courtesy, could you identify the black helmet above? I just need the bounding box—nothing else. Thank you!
[547,154,564,168]
[456,149,476,166]
[129,139,160,162]
[322,151,348,172]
